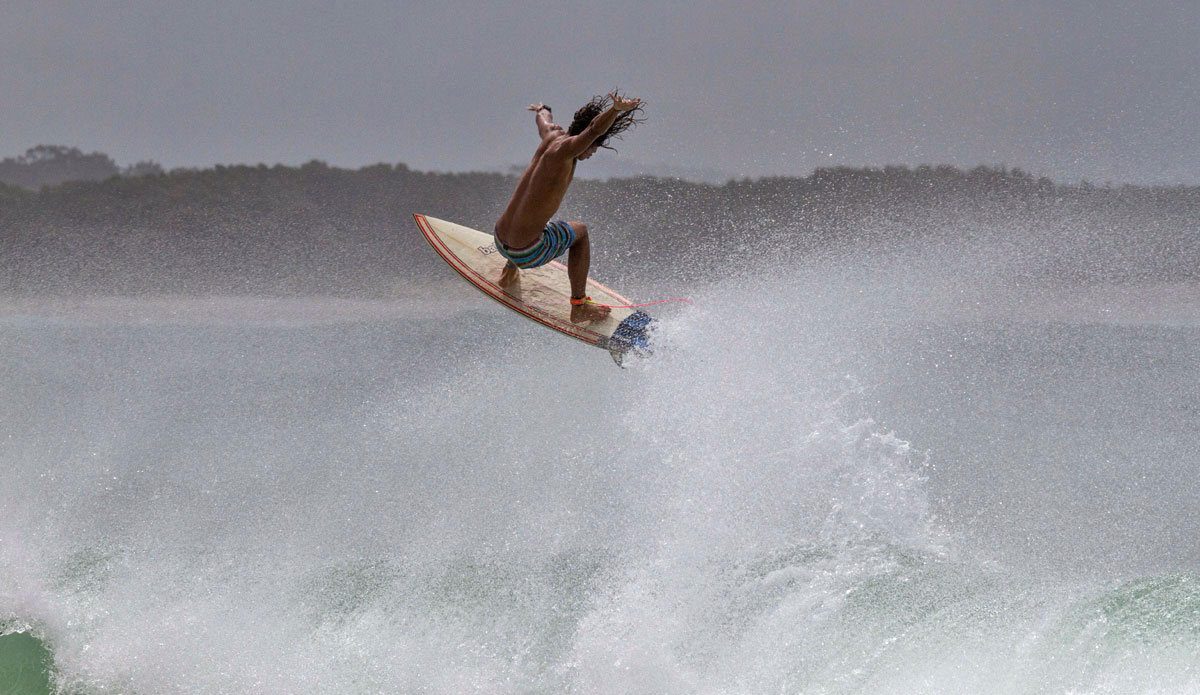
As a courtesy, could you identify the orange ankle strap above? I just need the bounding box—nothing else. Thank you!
[569,296,593,306]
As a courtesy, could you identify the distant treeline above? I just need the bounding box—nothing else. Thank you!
[0,145,163,190]
[2,151,1198,296]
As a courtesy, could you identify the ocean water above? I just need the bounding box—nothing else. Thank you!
[2,256,1200,693]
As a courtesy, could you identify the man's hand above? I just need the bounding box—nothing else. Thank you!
[528,102,548,112]
[610,94,640,112]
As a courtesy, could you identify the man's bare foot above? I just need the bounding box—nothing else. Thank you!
[570,300,611,323]
[498,262,519,290]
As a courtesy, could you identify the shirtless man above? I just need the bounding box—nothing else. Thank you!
[493,92,643,323]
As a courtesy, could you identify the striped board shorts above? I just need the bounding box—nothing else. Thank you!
[493,220,576,269]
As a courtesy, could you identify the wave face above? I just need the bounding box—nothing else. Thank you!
[3,246,1200,693]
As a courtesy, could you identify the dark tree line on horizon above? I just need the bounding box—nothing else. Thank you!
[2,149,1198,296]
[0,145,164,191]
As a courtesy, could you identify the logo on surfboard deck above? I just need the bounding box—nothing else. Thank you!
[478,244,497,256]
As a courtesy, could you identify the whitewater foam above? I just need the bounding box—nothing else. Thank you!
[3,258,1200,693]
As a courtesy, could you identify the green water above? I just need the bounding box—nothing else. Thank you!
[0,632,53,695]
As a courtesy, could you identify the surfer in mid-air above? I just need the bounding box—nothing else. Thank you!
[493,90,644,323]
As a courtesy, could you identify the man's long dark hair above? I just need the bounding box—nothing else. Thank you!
[567,89,646,152]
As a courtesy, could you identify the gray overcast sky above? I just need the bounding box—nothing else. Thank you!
[3,1,1198,183]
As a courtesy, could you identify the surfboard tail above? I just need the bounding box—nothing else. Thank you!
[603,310,654,361]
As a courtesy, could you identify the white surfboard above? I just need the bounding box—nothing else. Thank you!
[414,214,652,364]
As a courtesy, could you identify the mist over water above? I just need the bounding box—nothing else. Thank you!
[3,224,1200,693]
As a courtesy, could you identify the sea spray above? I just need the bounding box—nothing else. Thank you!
[2,248,1200,693]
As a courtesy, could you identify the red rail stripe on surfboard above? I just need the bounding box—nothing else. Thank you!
[416,215,600,342]
[414,214,607,345]
[422,233,603,344]
[417,214,635,308]
[414,214,630,343]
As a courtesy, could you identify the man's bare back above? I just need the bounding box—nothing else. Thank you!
[493,132,579,249]
[492,93,642,324]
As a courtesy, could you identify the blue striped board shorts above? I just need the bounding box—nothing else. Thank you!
[493,220,576,269]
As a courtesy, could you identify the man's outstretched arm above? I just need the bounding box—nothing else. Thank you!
[529,103,561,139]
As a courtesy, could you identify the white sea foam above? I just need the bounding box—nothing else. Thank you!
[3,252,1200,693]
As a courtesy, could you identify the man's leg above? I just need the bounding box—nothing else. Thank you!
[566,222,612,322]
